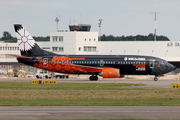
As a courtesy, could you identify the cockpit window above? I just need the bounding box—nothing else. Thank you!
[154,61,159,64]
[162,60,166,64]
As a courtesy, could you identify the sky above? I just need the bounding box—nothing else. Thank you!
[1,0,180,41]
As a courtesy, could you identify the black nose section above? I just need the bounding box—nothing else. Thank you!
[169,63,176,72]
[172,64,176,71]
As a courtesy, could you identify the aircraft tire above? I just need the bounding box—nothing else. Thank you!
[89,76,93,81]
[89,76,98,81]
[154,77,158,81]
[94,76,98,81]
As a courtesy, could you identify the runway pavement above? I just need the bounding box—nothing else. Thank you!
[1,106,180,119]
[0,75,180,88]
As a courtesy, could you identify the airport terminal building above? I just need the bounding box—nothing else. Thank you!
[1,24,180,74]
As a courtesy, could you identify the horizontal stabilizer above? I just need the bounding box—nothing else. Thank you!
[6,54,33,60]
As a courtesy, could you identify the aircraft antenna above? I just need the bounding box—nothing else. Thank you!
[151,12,161,41]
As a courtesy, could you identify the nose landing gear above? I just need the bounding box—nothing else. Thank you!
[154,75,158,81]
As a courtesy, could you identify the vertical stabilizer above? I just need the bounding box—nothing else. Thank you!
[14,25,35,50]
[14,24,55,56]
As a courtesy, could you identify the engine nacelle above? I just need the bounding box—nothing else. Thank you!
[99,68,124,78]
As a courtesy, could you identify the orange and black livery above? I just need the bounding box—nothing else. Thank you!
[7,24,176,81]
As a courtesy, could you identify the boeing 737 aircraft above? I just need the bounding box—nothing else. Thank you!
[7,24,176,81]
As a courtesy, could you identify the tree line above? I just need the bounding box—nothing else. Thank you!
[0,31,170,42]
[0,31,50,43]
[100,33,170,41]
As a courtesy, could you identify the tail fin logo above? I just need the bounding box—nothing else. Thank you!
[14,24,35,51]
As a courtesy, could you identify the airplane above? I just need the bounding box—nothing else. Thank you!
[7,24,176,81]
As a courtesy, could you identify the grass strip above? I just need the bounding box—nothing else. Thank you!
[0,82,180,106]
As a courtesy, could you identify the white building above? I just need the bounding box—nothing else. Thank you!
[0,43,20,63]
[97,41,180,62]
[50,31,98,55]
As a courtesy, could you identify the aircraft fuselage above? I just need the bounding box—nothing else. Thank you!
[17,54,175,76]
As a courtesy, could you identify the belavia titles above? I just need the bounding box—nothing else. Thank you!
[7,24,176,81]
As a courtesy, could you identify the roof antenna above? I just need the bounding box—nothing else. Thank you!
[55,14,60,32]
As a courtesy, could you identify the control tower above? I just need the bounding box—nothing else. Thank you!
[69,24,91,31]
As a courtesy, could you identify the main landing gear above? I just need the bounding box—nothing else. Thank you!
[154,75,158,81]
[89,75,98,81]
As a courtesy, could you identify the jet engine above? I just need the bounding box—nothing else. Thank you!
[99,68,124,78]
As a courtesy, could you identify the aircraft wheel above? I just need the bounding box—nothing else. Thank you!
[89,76,98,81]
[94,76,98,81]
[154,77,158,81]
[89,76,94,81]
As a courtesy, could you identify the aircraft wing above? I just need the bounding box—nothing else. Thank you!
[6,54,33,60]
[72,64,103,73]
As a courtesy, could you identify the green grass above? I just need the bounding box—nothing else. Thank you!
[0,82,180,106]
[0,82,141,90]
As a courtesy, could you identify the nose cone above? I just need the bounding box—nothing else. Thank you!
[172,64,176,71]
[169,63,176,72]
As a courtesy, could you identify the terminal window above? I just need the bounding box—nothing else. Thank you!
[52,36,63,42]
[84,46,96,52]
[52,47,63,52]
[0,46,19,51]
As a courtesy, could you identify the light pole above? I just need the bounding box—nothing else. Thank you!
[98,19,102,41]
[151,12,160,41]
